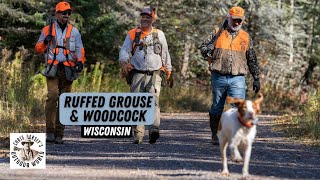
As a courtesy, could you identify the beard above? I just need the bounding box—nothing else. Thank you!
[227,17,242,32]
[141,20,151,27]
[62,18,69,24]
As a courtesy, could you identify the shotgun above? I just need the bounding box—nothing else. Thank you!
[206,18,228,58]
[45,17,54,74]
[45,17,53,65]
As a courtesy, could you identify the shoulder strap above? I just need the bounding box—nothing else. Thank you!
[151,28,164,64]
[51,23,57,49]
[131,28,142,56]
[152,28,160,44]
[65,24,73,50]
[65,24,73,39]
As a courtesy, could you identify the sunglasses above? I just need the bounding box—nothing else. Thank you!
[60,11,72,16]
[232,19,243,24]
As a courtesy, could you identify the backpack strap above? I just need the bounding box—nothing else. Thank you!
[63,24,73,60]
[152,28,159,45]
[131,28,142,56]
[64,24,73,50]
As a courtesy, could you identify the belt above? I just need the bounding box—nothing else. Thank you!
[213,70,244,77]
[132,69,157,76]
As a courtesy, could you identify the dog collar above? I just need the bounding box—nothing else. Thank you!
[238,113,254,128]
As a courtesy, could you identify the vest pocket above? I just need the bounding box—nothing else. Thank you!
[239,56,248,74]
[64,66,79,81]
[41,64,58,77]
[69,39,76,52]
[209,49,223,71]
[154,43,162,54]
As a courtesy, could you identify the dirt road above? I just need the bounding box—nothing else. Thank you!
[0,113,319,179]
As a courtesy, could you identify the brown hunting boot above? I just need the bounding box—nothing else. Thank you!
[209,114,221,145]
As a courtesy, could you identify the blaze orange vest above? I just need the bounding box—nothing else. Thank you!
[215,28,249,52]
[210,28,250,75]
[42,24,75,66]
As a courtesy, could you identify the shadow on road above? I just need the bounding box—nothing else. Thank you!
[44,113,320,179]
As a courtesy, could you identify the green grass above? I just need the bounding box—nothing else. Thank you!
[0,51,47,139]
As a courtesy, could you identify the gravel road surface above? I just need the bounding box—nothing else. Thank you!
[0,113,319,179]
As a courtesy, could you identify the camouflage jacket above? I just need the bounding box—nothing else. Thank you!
[200,28,260,80]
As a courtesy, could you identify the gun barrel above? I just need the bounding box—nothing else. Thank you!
[45,17,53,68]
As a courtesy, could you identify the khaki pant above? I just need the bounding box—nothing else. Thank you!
[45,65,72,138]
[130,72,161,140]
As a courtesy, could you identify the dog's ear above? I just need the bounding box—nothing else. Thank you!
[254,93,263,114]
[254,93,263,104]
[226,96,245,108]
[226,96,233,103]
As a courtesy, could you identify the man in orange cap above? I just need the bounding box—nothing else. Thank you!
[200,6,261,145]
[119,7,172,144]
[35,1,86,144]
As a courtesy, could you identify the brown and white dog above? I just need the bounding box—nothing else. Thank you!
[217,94,263,178]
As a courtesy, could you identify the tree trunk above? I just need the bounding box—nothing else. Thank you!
[277,0,282,9]
[181,35,191,78]
[301,0,319,85]
[288,0,294,64]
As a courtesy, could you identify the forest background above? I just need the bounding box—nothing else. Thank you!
[0,0,319,145]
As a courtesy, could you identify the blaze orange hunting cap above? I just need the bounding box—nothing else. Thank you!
[229,6,245,20]
[56,1,72,12]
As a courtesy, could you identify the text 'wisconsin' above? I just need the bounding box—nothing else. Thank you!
[81,126,132,137]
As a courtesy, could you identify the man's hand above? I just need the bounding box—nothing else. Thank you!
[253,78,260,93]
[75,62,84,72]
[120,61,133,77]
[44,35,53,45]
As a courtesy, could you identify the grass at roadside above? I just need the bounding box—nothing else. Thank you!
[274,114,320,146]
[274,92,320,146]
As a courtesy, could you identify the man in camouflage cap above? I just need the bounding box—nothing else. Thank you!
[119,7,172,144]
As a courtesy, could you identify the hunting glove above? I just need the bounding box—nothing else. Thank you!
[253,78,260,93]
[75,62,83,72]
[120,62,133,77]
[166,71,173,88]
[44,35,53,45]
